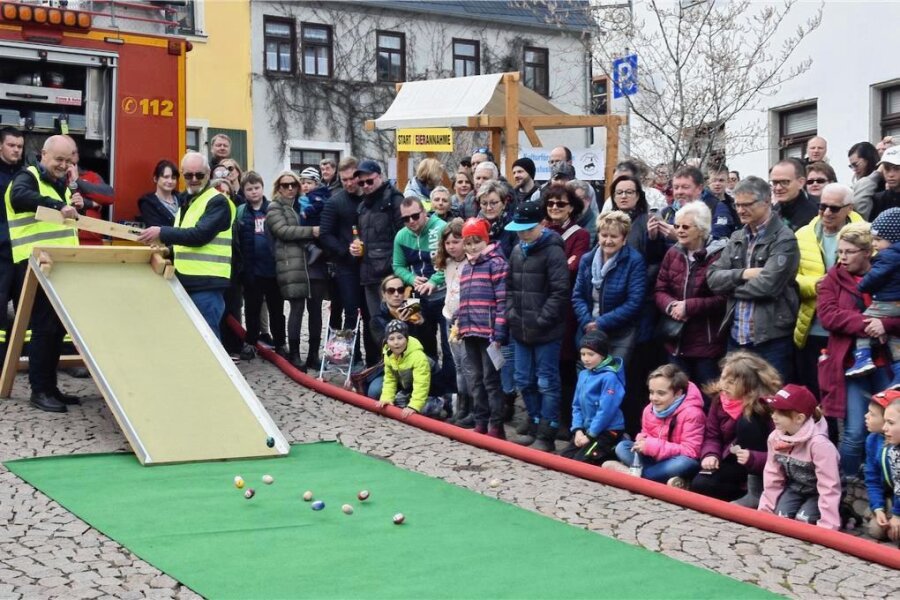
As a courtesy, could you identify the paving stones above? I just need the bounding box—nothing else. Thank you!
[0,359,897,599]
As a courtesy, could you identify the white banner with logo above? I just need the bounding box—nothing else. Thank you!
[518,148,606,181]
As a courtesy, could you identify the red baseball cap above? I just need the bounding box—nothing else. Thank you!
[765,384,818,417]
[462,218,490,242]
[872,389,900,409]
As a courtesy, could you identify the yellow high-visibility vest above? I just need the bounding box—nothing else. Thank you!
[172,187,234,279]
[4,166,79,263]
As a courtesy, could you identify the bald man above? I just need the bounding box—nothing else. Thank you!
[6,135,83,412]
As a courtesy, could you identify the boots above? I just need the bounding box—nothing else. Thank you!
[449,394,475,428]
[732,474,763,508]
[514,419,537,446]
[532,419,558,453]
[487,424,506,440]
[502,392,517,423]
[288,339,306,373]
[845,347,875,377]
[306,333,321,373]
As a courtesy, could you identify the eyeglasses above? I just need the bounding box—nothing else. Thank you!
[279,181,298,189]
[818,203,848,213]
[360,178,378,187]
[402,212,422,223]
[183,172,205,180]
[769,179,793,188]
[734,200,762,210]
[848,161,861,170]
[673,223,693,230]
[384,286,405,295]
[806,178,829,185]
[481,201,503,208]
[837,248,863,256]
[225,166,236,172]
[546,200,570,208]
[615,189,637,197]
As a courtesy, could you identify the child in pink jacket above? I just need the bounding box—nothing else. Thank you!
[758,384,842,530]
[610,364,706,487]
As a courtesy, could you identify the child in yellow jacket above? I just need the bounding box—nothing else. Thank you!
[379,320,433,420]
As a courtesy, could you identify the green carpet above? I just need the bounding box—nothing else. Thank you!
[6,443,777,599]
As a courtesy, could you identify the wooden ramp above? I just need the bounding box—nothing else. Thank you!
[0,246,288,465]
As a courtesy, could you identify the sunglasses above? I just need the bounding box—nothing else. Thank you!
[546,200,570,208]
[225,165,237,172]
[848,161,861,170]
[360,178,378,187]
[183,172,205,180]
[279,181,298,189]
[474,147,489,154]
[384,286,405,295]
[402,212,422,223]
[818,203,848,213]
[806,177,829,185]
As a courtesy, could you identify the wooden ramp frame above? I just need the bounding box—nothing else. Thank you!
[0,246,288,465]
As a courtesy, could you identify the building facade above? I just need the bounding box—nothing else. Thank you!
[249,0,594,185]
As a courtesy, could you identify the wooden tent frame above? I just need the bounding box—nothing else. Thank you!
[365,72,624,189]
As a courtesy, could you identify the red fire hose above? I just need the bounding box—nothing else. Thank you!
[227,317,900,569]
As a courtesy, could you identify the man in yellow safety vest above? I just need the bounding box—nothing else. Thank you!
[138,151,234,340]
[5,135,83,413]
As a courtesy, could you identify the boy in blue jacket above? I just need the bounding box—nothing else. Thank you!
[846,208,900,389]
[561,330,626,465]
[865,390,900,540]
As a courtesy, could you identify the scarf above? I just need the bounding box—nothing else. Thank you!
[519,228,550,257]
[652,393,686,419]
[591,248,620,289]
[719,393,744,421]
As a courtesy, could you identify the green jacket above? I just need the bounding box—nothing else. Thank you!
[392,214,446,288]
[381,336,431,412]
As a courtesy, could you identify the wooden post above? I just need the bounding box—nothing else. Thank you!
[396,151,409,190]
[503,73,520,182]
[490,130,502,170]
[605,118,620,191]
[0,264,38,397]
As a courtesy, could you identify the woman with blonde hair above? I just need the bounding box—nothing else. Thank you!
[693,351,779,505]
[404,157,445,211]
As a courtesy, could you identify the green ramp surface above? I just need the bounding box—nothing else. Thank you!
[6,442,778,599]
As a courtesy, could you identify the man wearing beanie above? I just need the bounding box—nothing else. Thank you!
[512,157,540,208]
[847,207,900,389]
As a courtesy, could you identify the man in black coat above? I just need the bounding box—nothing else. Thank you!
[770,158,818,231]
[503,200,570,451]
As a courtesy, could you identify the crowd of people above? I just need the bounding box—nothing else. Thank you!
[2,126,900,541]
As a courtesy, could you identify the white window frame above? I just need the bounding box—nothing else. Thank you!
[283,139,351,172]
[187,118,209,154]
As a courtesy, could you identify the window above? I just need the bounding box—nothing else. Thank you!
[169,0,202,36]
[522,46,549,97]
[453,39,480,77]
[376,31,406,82]
[264,17,295,74]
[302,23,332,77]
[882,85,900,139]
[686,121,726,167]
[778,104,817,159]
[591,76,609,115]
[186,127,201,152]
[290,148,341,174]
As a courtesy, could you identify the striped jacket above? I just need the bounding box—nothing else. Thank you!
[456,243,507,343]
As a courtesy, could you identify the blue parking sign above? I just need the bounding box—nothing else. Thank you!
[612,54,638,98]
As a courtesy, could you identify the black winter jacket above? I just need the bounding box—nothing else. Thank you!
[138,192,179,227]
[357,182,403,285]
[319,187,363,271]
[505,229,570,345]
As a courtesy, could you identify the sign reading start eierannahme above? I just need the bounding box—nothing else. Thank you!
[396,128,454,152]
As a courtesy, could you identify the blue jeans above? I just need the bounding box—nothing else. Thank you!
[615,440,700,483]
[500,343,516,395]
[512,338,562,425]
[367,375,383,401]
[189,290,226,341]
[841,366,891,477]
[728,335,793,383]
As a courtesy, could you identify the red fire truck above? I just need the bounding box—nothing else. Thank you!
[0,0,187,221]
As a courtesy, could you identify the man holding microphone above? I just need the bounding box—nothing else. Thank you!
[5,135,82,412]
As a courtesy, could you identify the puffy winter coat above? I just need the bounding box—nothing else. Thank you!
[758,417,841,531]
[793,212,864,348]
[698,398,770,475]
[358,182,404,286]
[654,238,728,358]
[381,336,432,413]
[265,195,315,300]
[816,264,900,419]
[635,381,706,461]
[571,356,626,437]
[572,245,647,340]
[456,243,507,343]
[505,229,570,345]
[707,216,800,345]
[860,241,900,301]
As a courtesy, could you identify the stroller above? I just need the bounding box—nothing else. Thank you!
[317,306,362,387]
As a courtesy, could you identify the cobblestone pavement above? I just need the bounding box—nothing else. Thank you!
[1,359,897,600]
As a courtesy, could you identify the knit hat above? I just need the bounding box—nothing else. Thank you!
[512,157,536,180]
[385,319,408,339]
[299,167,321,183]
[579,330,609,356]
[872,389,900,409]
[871,207,900,244]
[765,384,817,417]
[461,217,490,242]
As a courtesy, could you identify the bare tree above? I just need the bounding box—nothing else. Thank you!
[586,0,822,168]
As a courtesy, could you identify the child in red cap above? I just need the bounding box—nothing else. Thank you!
[758,384,842,530]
